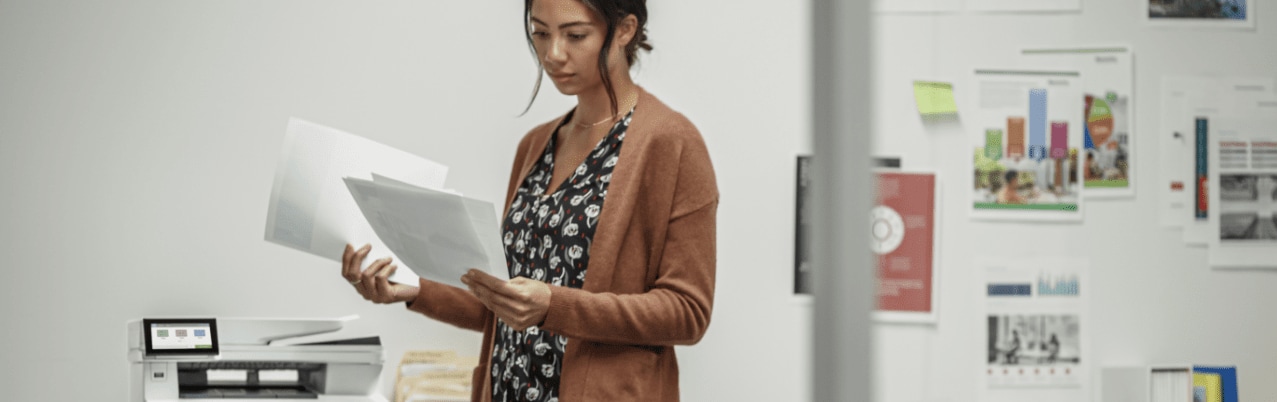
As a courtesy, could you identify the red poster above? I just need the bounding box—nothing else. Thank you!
[872,172,938,320]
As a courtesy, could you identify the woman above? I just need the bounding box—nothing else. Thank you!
[340,0,718,400]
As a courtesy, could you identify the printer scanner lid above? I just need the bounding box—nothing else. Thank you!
[217,316,357,345]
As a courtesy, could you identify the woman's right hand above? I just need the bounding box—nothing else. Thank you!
[342,243,420,304]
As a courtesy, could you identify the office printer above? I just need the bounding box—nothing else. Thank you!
[127,317,387,401]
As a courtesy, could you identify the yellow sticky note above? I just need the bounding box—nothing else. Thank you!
[913,81,958,115]
[1193,372,1222,402]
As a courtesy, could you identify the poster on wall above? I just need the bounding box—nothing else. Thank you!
[1021,47,1135,199]
[1180,96,1277,245]
[873,171,940,323]
[1146,0,1255,28]
[971,69,1085,222]
[982,258,1089,391]
[1208,116,1277,269]
[1158,76,1275,228]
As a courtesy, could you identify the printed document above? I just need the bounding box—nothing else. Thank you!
[264,118,448,285]
[345,176,508,289]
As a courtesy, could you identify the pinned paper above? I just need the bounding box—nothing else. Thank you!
[913,81,958,115]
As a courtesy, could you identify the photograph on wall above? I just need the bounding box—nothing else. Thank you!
[794,155,812,295]
[1207,117,1277,269]
[1157,76,1275,228]
[987,314,1081,375]
[1147,0,1254,28]
[982,258,1089,390]
[872,171,939,323]
[971,70,1084,222]
[1022,47,1135,198]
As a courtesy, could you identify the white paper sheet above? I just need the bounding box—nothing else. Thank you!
[344,177,508,289]
[1208,113,1277,269]
[981,257,1089,397]
[971,69,1085,222]
[1020,46,1135,199]
[1157,76,1275,228]
[264,118,449,285]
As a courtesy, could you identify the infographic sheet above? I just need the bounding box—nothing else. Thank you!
[972,70,1084,222]
[1022,47,1134,198]
[1157,76,1275,228]
[982,258,1089,391]
[1180,95,1276,245]
[873,171,940,323]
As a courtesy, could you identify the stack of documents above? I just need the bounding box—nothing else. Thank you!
[264,118,507,288]
[393,350,477,402]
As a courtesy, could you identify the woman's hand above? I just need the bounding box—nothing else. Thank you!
[461,269,551,331]
[342,243,420,304]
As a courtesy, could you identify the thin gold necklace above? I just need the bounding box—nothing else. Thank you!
[571,92,638,128]
[571,113,619,128]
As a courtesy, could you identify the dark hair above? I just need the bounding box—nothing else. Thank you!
[521,0,652,116]
[1004,170,1018,183]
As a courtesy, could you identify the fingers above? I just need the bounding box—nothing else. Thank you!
[465,269,519,298]
[373,265,398,303]
[352,244,372,278]
[470,283,541,330]
[467,281,520,318]
[341,244,358,283]
[358,257,392,297]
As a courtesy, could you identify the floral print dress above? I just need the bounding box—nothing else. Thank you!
[490,108,633,402]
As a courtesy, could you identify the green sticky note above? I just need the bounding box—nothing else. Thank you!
[913,81,958,115]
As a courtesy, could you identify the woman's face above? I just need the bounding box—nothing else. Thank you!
[529,0,623,95]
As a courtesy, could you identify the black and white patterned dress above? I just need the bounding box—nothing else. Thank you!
[490,108,633,402]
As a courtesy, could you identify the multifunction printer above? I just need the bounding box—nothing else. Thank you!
[127,317,387,401]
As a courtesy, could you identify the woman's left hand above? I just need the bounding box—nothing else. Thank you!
[462,269,551,331]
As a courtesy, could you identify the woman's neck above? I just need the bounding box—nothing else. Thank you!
[572,74,638,126]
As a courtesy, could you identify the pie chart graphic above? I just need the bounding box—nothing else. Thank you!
[871,205,905,255]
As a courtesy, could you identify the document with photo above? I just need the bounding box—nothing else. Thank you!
[971,69,1084,222]
[264,118,449,285]
[1207,113,1277,269]
[980,257,1090,402]
[1180,96,1276,246]
[1158,76,1274,228]
[1021,46,1135,199]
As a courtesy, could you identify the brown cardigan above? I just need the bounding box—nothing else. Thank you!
[406,87,718,401]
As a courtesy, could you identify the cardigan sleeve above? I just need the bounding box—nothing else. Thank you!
[539,136,718,346]
[539,200,716,345]
[405,278,491,332]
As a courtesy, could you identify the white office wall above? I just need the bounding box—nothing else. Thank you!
[0,1,814,401]
[868,0,1277,401]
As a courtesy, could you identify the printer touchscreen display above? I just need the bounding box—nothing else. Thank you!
[143,318,218,355]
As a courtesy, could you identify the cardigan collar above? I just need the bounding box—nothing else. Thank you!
[509,86,666,292]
